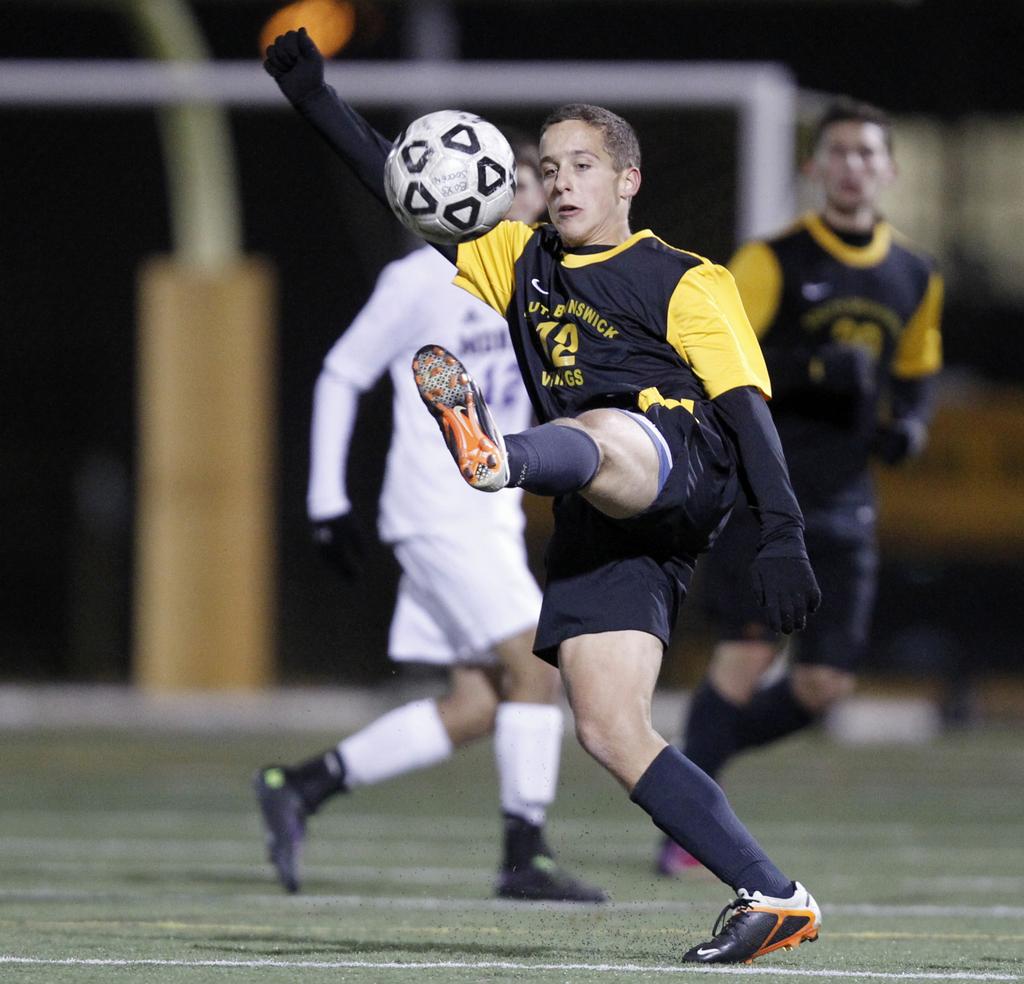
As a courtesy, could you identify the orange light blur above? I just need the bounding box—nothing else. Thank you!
[259,0,356,58]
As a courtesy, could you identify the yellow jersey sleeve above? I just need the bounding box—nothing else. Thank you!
[891,271,943,378]
[727,240,783,339]
[667,262,772,399]
[452,221,535,316]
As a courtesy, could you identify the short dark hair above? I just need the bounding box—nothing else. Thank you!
[812,97,893,153]
[540,104,641,172]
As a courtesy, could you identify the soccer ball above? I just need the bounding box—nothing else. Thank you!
[384,110,516,245]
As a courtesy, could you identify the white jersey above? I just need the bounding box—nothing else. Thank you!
[308,246,534,543]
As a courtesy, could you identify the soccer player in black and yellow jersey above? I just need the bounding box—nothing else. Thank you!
[659,99,943,877]
[265,28,823,965]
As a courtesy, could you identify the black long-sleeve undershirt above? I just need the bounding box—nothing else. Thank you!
[292,84,459,263]
[712,386,807,556]
[890,374,935,427]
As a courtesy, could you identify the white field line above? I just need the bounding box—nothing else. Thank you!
[2,844,1019,891]
[4,810,997,834]
[0,857,489,883]
[0,828,1010,857]
[2,887,1024,920]
[2,815,1016,852]
[3,842,1023,896]
[0,836,897,869]
[4,860,1024,900]
[0,835,515,858]
[0,814,929,838]
[0,955,1021,980]
[4,863,1023,898]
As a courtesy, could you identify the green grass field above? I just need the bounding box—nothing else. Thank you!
[1,716,1023,983]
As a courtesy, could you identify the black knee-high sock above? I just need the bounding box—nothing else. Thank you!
[502,813,551,871]
[631,746,793,896]
[735,677,817,751]
[285,748,348,813]
[505,424,600,496]
[681,680,744,780]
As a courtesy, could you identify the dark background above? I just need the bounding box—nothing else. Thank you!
[3,0,1022,699]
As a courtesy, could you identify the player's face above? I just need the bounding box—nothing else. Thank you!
[504,163,546,223]
[539,120,639,247]
[811,120,895,218]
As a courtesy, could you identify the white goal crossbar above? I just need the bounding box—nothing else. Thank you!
[0,58,797,241]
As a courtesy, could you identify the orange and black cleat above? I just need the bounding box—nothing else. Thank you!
[683,881,820,964]
[412,344,509,492]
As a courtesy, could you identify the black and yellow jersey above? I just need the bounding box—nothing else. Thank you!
[454,222,770,424]
[285,80,804,555]
[729,211,943,526]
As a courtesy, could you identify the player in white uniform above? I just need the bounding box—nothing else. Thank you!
[255,142,606,903]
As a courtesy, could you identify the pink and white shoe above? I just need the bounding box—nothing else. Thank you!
[656,837,702,877]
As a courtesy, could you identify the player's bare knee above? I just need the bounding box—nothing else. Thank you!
[561,410,659,517]
[438,669,500,744]
[572,704,641,769]
[709,641,779,705]
[792,665,856,713]
[572,708,617,768]
[468,693,500,737]
[438,696,497,744]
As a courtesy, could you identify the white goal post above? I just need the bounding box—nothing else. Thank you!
[0,58,797,242]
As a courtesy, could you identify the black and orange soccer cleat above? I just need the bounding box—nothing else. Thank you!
[412,344,509,492]
[682,881,820,964]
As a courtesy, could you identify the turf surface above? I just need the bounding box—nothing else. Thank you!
[1,716,1023,982]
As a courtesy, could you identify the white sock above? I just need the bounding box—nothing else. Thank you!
[338,698,453,789]
[494,702,564,826]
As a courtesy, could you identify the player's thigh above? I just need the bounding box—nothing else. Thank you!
[559,630,663,740]
[794,533,878,670]
[561,409,662,518]
[391,528,541,664]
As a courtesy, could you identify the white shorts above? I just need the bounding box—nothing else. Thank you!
[388,527,542,665]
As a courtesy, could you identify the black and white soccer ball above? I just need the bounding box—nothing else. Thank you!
[384,110,516,245]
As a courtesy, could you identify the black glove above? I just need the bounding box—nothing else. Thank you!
[311,512,367,578]
[264,27,325,106]
[749,554,822,635]
[871,417,928,465]
[807,344,875,398]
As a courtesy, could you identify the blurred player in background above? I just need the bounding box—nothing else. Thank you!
[264,28,824,966]
[659,97,944,876]
[254,137,607,904]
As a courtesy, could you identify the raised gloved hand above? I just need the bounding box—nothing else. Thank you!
[749,552,822,635]
[263,27,325,106]
[807,344,875,398]
[311,511,367,578]
[871,417,928,465]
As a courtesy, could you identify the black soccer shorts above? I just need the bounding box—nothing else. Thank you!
[533,399,736,664]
